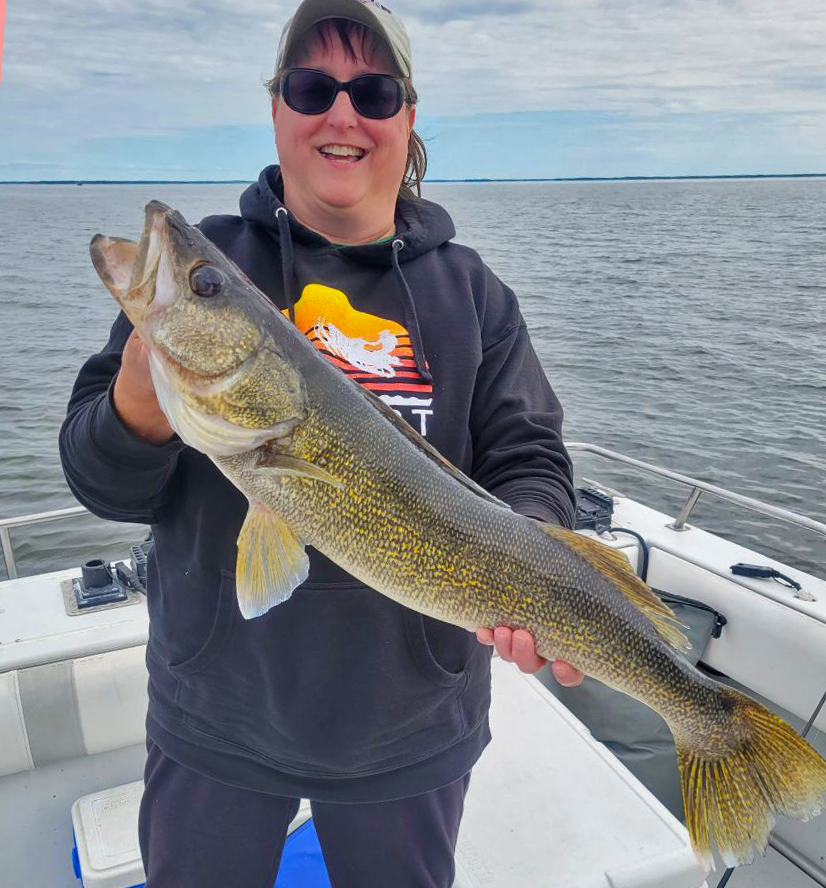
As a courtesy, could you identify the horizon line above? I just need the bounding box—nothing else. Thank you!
[2,173,826,185]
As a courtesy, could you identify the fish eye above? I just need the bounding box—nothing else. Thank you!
[190,264,225,297]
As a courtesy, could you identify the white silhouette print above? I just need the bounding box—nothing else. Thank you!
[314,320,402,377]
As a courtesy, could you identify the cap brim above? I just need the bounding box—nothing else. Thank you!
[280,0,411,78]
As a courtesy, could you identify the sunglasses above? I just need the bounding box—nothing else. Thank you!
[280,68,406,120]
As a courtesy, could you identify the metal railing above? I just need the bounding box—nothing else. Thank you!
[568,442,826,538]
[0,505,89,580]
[2,443,825,581]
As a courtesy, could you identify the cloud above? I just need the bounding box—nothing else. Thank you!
[404,0,538,25]
[1,0,825,177]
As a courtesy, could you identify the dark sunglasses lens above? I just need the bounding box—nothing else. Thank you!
[284,70,335,114]
[350,75,403,119]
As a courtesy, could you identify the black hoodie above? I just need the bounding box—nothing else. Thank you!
[59,166,576,802]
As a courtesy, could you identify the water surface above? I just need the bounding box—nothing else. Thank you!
[1,178,823,579]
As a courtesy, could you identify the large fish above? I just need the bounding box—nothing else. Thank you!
[91,201,826,869]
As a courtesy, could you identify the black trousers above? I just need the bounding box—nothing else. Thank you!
[138,740,470,888]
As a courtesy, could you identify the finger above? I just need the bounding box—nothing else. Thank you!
[552,659,585,687]
[122,329,141,361]
[511,629,546,674]
[122,331,148,370]
[494,626,513,662]
[476,627,495,645]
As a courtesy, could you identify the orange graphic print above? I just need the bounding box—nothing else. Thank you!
[284,284,434,435]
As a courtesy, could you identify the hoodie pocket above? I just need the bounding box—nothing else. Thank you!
[172,577,473,776]
[404,611,467,688]
[170,570,237,675]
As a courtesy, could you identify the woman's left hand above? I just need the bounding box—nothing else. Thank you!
[476,626,584,685]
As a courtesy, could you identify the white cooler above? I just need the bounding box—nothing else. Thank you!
[71,658,709,888]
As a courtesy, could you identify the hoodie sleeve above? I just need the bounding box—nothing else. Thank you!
[58,311,185,524]
[469,273,576,529]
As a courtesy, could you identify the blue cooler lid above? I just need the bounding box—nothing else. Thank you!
[276,819,332,888]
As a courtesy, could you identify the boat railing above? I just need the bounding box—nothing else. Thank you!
[568,442,826,537]
[0,505,87,581]
[1,444,824,581]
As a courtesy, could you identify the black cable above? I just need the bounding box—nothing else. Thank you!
[730,562,802,592]
[605,526,650,582]
[802,686,826,739]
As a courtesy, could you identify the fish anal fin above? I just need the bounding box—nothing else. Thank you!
[537,521,691,653]
[235,500,309,619]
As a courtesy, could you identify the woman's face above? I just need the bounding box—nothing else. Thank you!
[272,28,415,231]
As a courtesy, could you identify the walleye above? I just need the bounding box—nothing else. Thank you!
[91,201,826,869]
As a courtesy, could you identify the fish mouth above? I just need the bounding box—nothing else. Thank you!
[133,201,168,299]
[130,201,191,314]
[88,201,170,322]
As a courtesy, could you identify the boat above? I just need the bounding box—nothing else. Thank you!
[0,442,824,888]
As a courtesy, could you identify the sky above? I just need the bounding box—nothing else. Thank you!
[1,0,825,181]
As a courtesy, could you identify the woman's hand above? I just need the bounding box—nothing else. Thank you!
[476,626,584,686]
[113,330,175,445]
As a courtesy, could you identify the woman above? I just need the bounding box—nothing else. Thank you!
[60,1,582,885]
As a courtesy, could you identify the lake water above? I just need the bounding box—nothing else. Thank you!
[1,178,824,579]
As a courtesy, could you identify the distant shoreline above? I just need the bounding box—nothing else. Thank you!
[2,173,825,185]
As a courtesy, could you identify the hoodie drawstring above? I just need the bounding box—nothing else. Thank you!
[274,211,431,385]
[392,238,432,384]
[275,207,297,325]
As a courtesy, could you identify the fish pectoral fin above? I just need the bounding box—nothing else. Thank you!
[235,501,309,619]
[537,521,691,653]
[255,452,345,490]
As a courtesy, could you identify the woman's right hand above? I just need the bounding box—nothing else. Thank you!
[113,330,175,445]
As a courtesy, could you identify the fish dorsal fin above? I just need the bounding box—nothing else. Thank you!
[357,385,510,511]
[235,500,309,619]
[537,522,691,653]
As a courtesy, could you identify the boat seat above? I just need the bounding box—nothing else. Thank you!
[0,645,147,777]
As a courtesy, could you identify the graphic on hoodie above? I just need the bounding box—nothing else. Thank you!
[285,283,434,436]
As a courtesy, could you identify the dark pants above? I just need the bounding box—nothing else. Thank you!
[139,740,470,888]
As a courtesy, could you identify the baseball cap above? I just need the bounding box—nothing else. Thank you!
[276,0,413,79]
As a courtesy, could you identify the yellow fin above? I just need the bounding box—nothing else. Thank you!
[677,686,826,867]
[235,500,309,619]
[538,522,691,653]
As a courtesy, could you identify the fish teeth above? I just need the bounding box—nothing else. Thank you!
[320,144,365,158]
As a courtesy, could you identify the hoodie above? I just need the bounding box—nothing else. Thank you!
[59,165,576,802]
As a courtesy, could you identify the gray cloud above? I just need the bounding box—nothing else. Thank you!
[1,0,825,171]
[403,0,538,25]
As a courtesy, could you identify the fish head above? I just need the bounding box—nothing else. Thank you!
[91,201,264,381]
[90,201,307,455]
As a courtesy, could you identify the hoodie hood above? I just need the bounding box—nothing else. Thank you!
[239,165,456,264]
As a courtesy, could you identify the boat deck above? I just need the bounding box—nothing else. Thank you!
[2,445,825,887]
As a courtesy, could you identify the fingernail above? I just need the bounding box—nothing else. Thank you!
[513,635,526,652]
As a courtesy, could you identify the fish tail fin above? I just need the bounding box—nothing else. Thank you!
[676,686,826,868]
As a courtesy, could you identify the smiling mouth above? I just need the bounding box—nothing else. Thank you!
[318,144,366,163]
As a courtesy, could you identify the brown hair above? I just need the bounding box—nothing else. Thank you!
[265,18,427,201]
